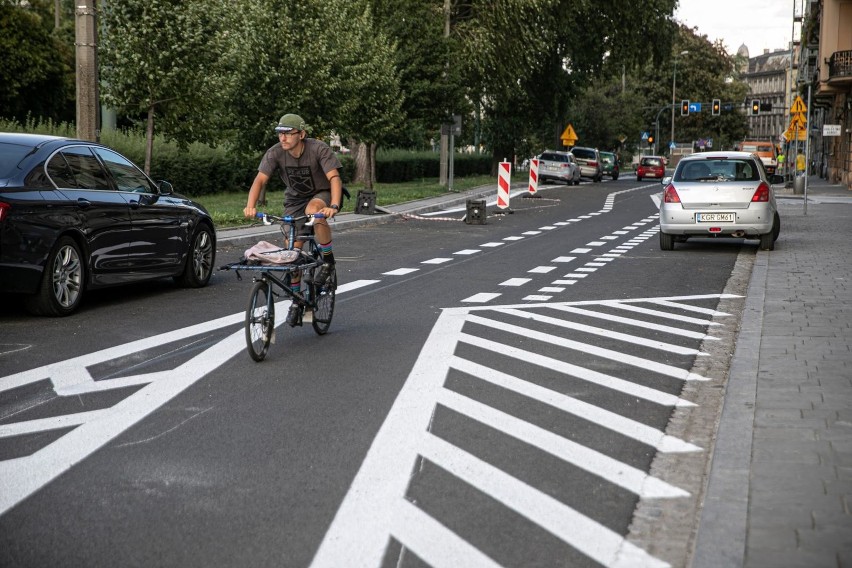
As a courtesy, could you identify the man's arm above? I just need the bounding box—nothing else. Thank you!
[323,169,343,217]
[244,171,271,218]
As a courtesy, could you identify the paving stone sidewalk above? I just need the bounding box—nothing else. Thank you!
[693,178,852,567]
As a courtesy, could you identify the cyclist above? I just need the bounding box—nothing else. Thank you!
[244,113,343,326]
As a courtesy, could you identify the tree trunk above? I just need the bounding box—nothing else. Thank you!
[351,140,369,185]
[369,143,376,190]
[144,105,155,175]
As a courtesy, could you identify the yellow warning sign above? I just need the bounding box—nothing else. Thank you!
[790,96,807,115]
[788,113,807,129]
[784,124,807,142]
[561,124,578,147]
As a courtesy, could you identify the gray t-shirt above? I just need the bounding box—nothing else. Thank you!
[258,138,342,200]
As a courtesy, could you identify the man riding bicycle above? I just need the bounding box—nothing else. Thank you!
[244,113,343,326]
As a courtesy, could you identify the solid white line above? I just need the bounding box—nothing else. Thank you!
[436,389,689,498]
[310,309,468,568]
[417,434,669,568]
[458,333,686,406]
[465,316,709,381]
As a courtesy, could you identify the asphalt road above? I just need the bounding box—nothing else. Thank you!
[0,177,756,567]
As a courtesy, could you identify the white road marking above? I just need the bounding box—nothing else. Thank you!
[528,266,556,274]
[462,293,502,303]
[423,257,454,264]
[551,256,576,263]
[500,278,531,286]
[384,268,419,276]
[0,279,375,515]
[311,295,725,568]
[571,248,592,253]
[454,249,480,255]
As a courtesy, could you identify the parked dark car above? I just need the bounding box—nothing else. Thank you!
[0,133,216,316]
[599,151,619,180]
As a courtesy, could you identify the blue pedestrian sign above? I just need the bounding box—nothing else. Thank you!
[689,102,702,113]
[641,132,649,140]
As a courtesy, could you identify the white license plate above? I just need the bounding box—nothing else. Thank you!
[696,212,735,222]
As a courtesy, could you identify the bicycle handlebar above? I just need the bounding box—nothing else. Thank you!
[256,212,327,226]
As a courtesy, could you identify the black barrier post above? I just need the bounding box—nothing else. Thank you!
[464,199,486,225]
[355,190,376,214]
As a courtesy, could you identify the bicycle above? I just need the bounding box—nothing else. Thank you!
[220,212,337,361]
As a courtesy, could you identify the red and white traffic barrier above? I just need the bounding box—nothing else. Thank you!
[497,161,511,209]
[528,158,539,195]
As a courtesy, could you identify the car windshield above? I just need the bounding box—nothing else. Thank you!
[572,149,594,159]
[641,158,662,167]
[0,142,36,179]
[600,154,613,163]
[675,159,760,182]
[540,153,568,163]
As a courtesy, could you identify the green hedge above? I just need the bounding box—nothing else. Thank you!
[1,118,491,194]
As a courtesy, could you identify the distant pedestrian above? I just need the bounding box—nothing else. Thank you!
[796,151,806,174]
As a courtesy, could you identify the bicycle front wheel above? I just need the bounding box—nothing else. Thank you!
[310,267,336,335]
[245,280,275,361]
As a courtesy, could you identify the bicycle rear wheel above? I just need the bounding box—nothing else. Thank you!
[245,280,275,361]
[310,266,336,335]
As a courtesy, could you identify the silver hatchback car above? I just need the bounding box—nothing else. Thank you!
[537,150,581,185]
[659,151,783,251]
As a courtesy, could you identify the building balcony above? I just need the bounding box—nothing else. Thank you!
[828,50,852,85]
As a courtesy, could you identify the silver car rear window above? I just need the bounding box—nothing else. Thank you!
[675,159,760,182]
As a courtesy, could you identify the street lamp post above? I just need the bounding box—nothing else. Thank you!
[670,50,689,153]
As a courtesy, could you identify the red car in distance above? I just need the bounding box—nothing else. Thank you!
[636,156,666,181]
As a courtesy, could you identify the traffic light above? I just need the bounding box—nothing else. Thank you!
[647,135,655,145]
[751,99,760,115]
[681,100,690,116]
[712,99,721,115]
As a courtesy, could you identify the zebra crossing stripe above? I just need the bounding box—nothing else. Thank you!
[458,334,686,406]
[465,315,710,382]
[448,356,700,451]
[436,389,689,498]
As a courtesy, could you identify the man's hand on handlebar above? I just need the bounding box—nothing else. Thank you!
[243,205,257,219]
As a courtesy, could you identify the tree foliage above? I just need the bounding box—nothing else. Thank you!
[99,0,231,170]
[0,0,74,123]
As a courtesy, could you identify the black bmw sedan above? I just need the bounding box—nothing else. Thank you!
[0,133,216,316]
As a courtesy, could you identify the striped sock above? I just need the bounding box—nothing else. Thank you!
[320,241,335,264]
[290,278,301,294]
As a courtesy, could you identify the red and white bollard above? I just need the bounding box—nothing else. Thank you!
[528,158,539,195]
[497,161,511,211]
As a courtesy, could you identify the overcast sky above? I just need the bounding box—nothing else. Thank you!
[675,0,799,56]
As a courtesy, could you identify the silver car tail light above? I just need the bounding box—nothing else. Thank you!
[751,182,770,202]
[663,184,681,203]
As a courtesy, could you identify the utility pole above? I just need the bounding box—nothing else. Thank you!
[75,0,99,141]
[439,0,450,186]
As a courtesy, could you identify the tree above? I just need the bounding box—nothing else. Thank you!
[0,0,74,123]
[99,0,231,173]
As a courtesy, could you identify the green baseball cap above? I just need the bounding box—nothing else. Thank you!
[274,113,307,133]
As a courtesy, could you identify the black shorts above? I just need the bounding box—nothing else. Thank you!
[283,190,331,236]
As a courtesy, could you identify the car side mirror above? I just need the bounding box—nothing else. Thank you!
[661,176,672,185]
[158,180,174,195]
[769,174,784,185]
